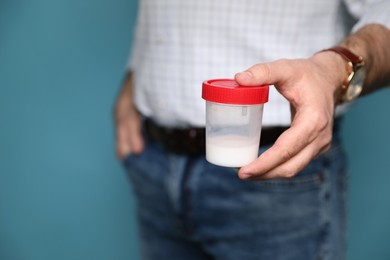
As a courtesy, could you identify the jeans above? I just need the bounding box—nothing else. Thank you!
[122,133,347,260]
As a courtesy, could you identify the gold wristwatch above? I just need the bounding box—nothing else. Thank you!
[323,46,366,103]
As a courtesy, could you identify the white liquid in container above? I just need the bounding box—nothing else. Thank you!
[206,135,259,167]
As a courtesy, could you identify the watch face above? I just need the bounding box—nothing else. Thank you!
[345,66,366,101]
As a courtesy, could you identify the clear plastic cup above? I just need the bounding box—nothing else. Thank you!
[202,79,269,167]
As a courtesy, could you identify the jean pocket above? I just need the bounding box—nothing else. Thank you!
[254,171,326,192]
[252,145,341,192]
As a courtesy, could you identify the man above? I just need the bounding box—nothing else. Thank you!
[115,1,390,259]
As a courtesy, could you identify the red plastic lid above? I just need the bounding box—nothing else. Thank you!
[202,79,269,105]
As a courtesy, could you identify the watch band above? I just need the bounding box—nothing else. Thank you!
[325,46,364,65]
[320,46,365,103]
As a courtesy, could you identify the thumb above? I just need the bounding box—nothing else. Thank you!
[234,60,288,86]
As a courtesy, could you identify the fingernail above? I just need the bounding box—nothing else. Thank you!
[243,71,254,78]
[238,168,252,179]
[237,71,253,80]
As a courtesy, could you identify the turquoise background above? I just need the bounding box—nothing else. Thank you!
[0,0,389,259]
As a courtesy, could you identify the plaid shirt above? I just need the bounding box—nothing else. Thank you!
[128,0,390,127]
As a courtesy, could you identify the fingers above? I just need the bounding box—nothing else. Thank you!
[242,140,331,181]
[238,112,332,180]
[116,123,132,159]
[115,115,144,160]
[238,126,311,179]
[234,59,292,86]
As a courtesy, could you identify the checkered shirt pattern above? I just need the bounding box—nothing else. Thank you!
[128,0,390,127]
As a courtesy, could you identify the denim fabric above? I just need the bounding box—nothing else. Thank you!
[122,134,347,260]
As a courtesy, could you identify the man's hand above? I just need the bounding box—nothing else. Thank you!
[234,24,390,181]
[235,51,346,181]
[114,72,144,159]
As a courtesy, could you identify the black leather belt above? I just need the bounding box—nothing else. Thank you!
[144,119,290,155]
[144,118,342,155]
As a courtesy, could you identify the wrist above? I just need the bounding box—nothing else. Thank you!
[310,51,347,103]
[319,46,367,103]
